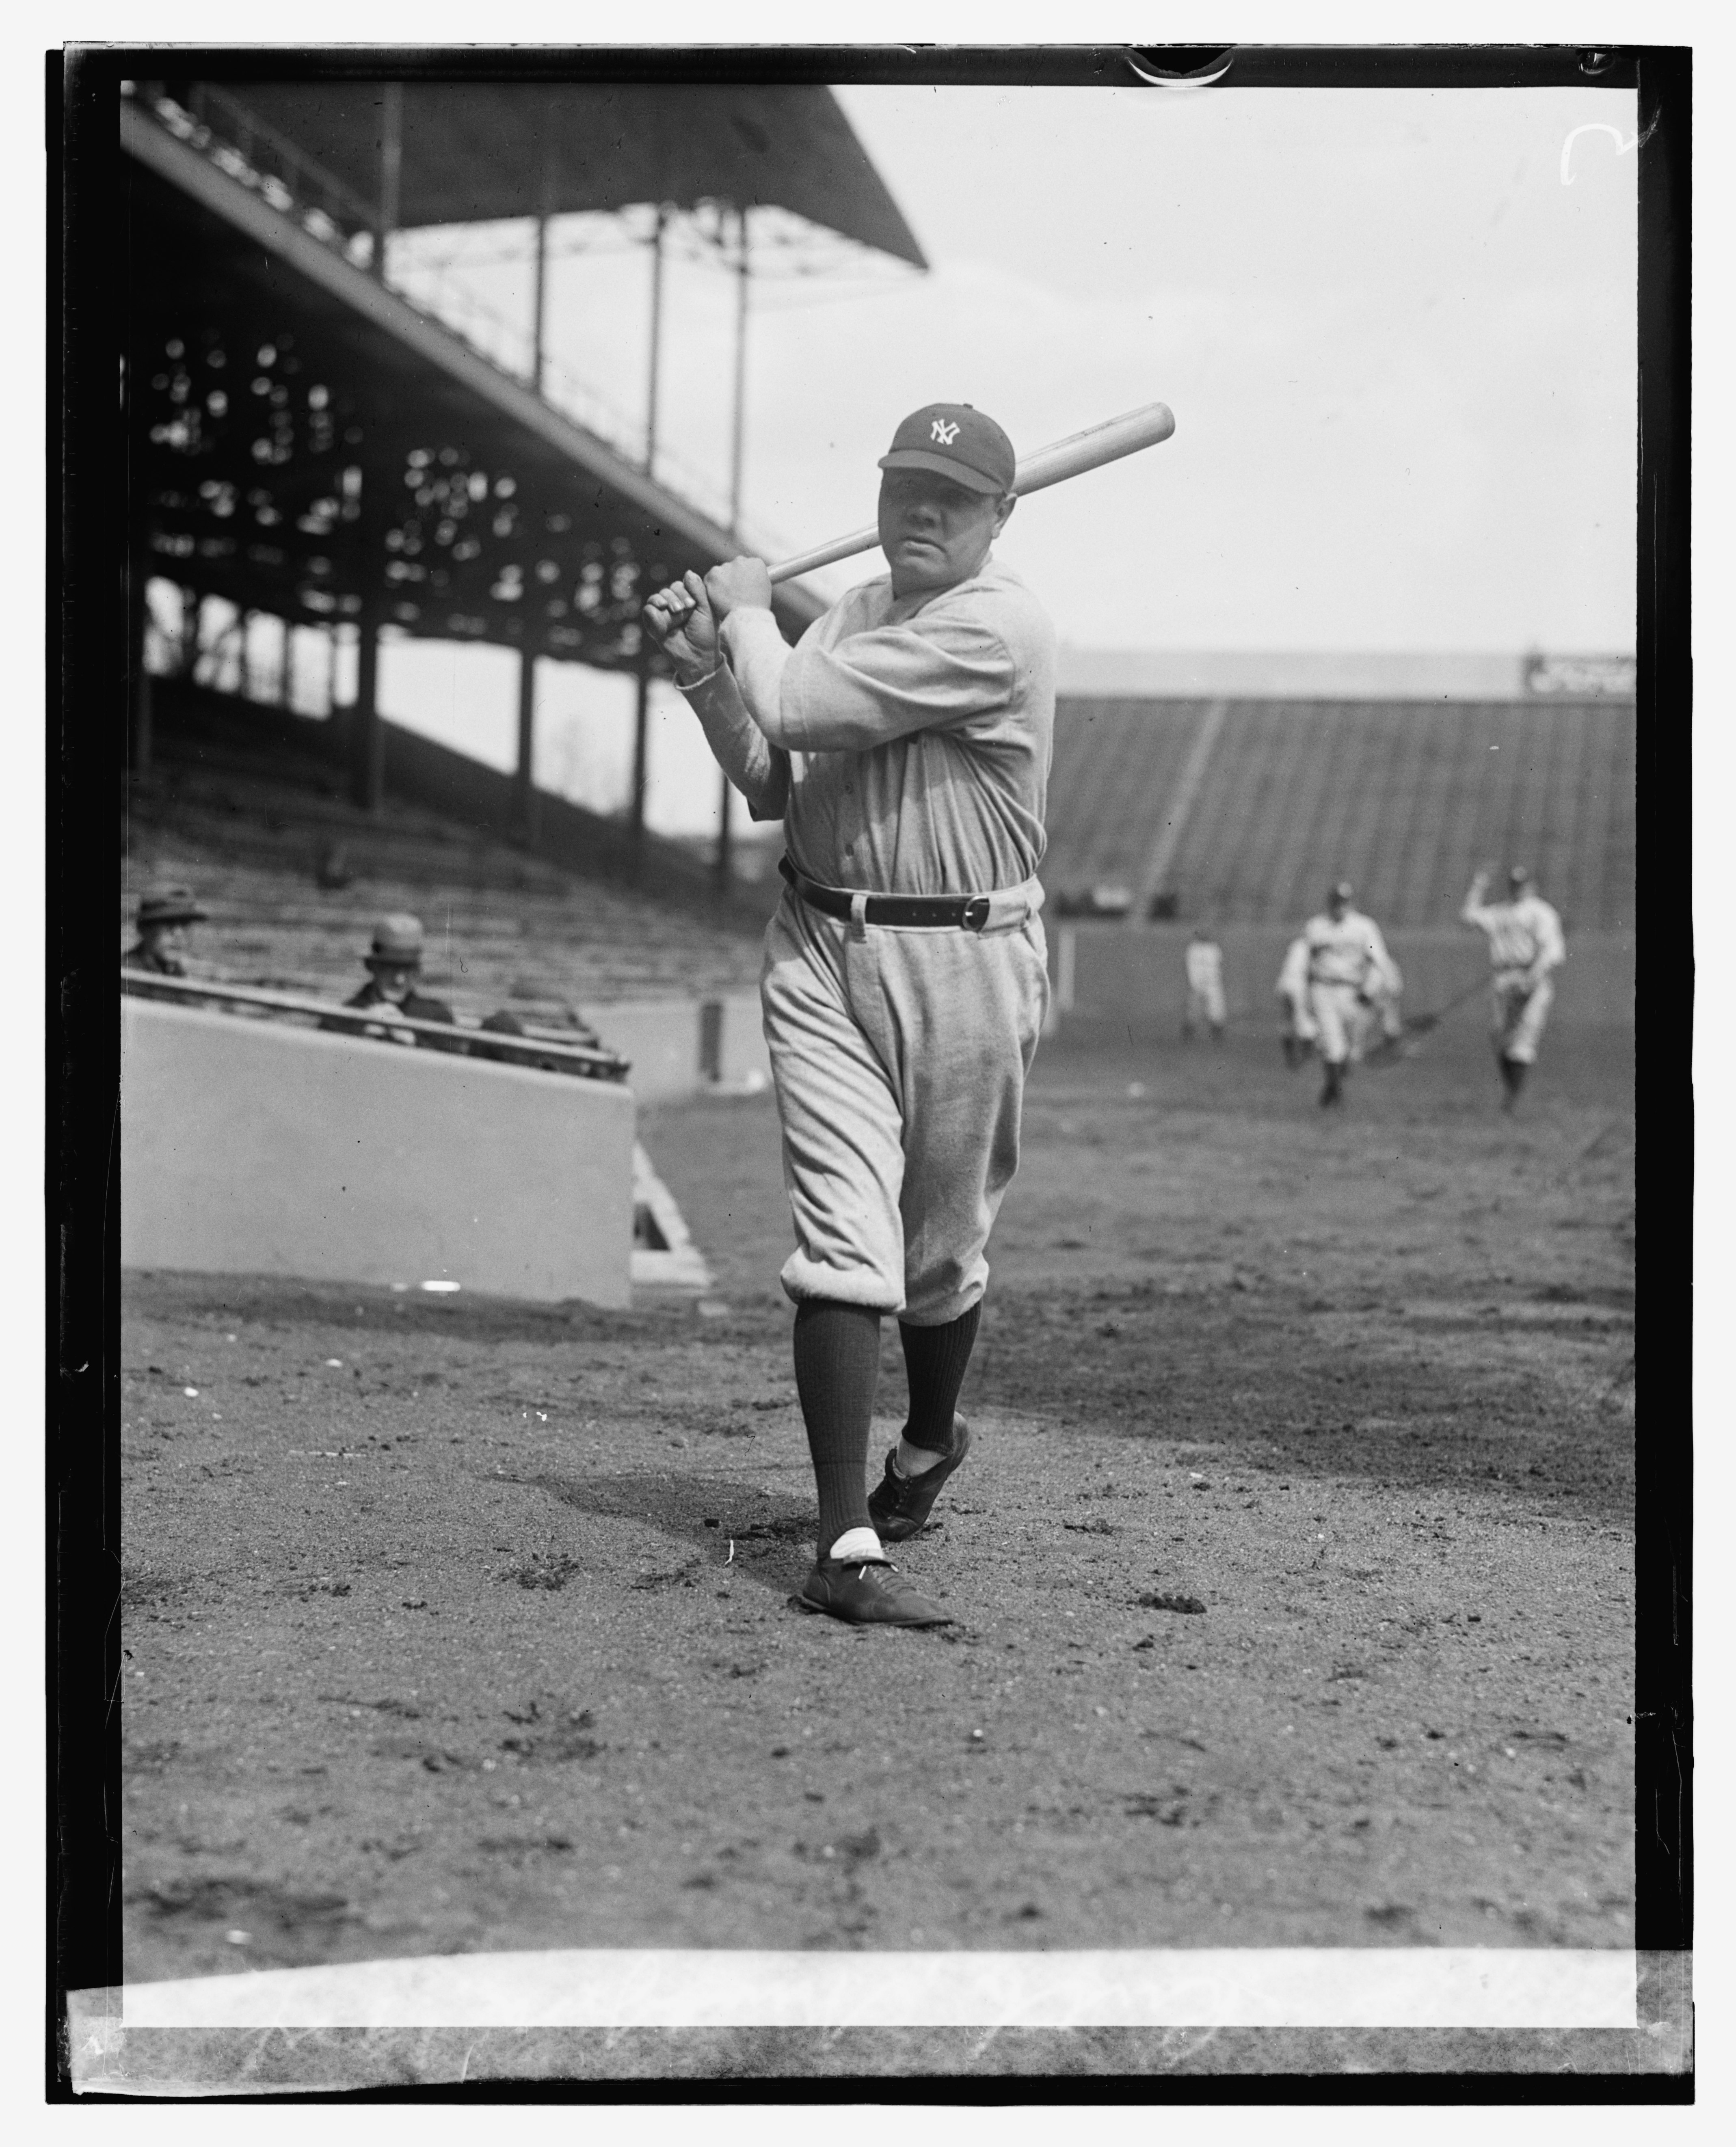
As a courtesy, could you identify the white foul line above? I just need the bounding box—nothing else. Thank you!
[86,1947,1638,2032]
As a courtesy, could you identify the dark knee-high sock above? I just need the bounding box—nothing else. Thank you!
[793,1300,882,1558]
[899,1302,981,1453]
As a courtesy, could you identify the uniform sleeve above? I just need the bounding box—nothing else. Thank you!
[1534,904,1567,971]
[727,603,1016,753]
[679,656,791,821]
[1277,939,1308,997]
[1363,922,1397,991]
[1460,875,1495,931]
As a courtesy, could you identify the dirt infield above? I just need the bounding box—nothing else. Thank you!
[117,1008,1639,2073]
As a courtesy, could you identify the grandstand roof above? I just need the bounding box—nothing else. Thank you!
[193,79,927,268]
[1044,696,1635,932]
[123,95,829,668]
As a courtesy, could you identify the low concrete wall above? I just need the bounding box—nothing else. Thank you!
[1046,922,1636,1037]
[121,999,636,1306]
[599,991,771,1102]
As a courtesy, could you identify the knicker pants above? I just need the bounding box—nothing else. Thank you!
[761,887,1049,1326]
[1492,970,1554,1063]
[1307,981,1369,1066]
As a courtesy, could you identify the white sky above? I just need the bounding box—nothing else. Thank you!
[374,79,1638,834]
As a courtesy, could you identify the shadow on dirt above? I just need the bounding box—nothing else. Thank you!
[130,1875,363,1965]
[979,1281,1635,1526]
[519,1469,815,1595]
[122,1270,694,1346]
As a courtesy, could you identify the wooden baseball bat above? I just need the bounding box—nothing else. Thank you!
[765,401,1176,585]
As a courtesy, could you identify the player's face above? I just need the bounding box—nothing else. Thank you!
[143,921,190,955]
[372,963,415,1003]
[878,471,1014,598]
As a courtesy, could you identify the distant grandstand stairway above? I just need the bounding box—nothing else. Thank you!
[1044,693,1635,932]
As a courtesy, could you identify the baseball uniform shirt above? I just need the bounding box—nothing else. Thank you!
[685,559,1055,1322]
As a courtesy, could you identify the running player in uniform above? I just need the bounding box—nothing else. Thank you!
[1181,928,1226,1042]
[1460,864,1567,1108]
[1276,933,1317,1068]
[642,404,1053,1629]
[1299,881,1399,1107]
[1361,950,1407,1060]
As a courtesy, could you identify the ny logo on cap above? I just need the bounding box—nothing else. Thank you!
[930,418,960,445]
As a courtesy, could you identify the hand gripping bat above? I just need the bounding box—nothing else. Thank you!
[766,402,1176,585]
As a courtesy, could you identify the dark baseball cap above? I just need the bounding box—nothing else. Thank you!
[878,403,1016,496]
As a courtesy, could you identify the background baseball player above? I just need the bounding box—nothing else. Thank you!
[1298,880,1399,1106]
[1362,949,1406,1058]
[643,402,1053,1630]
[1276,931,1317,1068]
[1181,927,1226,1042]
[1460,863,1567,1108]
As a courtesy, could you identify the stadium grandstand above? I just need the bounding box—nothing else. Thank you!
[1043,650,1636,935]
[115,71,937,1303]
[120,72,923,974]
[117,73,1634,1078]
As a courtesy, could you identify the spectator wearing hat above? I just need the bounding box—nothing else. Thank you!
[1461,864,1567,1108]
[1299,879,1400,1107]
[124,885,208,976]
[335,914,463,1050]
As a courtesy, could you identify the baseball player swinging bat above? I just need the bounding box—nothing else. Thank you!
[766,401,1176,584]
[641,395,1175,1628]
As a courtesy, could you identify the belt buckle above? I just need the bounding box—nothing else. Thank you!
[962,896,990,934]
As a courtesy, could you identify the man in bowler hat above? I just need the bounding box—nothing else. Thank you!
[338,914,462,1049]
[124,885,207,976]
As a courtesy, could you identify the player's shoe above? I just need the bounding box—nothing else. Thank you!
[867,1416,973,1542]
[1499,1055,1528,1110]
[795,1555,953,1626]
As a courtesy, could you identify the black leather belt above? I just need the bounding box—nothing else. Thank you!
[780,854,991,933]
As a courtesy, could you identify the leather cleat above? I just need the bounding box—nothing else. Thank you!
[867,1415,973,1542]
[795,1556,953,1626]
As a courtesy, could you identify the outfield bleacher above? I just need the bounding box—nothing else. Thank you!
[128,681,1636,1028]
[1043,696,1636,931]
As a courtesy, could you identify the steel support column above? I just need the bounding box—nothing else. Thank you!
[373,81,402,282]
[644,202,666,477]
[531,102,555,395]
[631,660,651,855]
[351,612,385,810]
[513,647,541,842]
